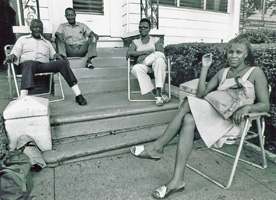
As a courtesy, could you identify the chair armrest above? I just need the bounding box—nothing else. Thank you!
[245,112,271,120]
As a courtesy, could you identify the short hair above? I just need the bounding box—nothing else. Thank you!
[227,36,255,66]
[30,19,43,27]
[139,18,151,29]
[65,7,76,14]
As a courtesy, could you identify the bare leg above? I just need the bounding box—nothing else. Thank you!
[145,99,191,157]
[166,113,195,189]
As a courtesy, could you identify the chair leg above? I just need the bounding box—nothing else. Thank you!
[128,59,155,102]
[11,63,20,98]
[7,64,13,98]
[49,73,65,103]
[257,118,267,168]
[168,59,171,100]
[186,118,263,189]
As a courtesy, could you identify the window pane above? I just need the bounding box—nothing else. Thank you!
[152,0,176,6]
[180,0,203,9]
[206,0,228,12]
[73,0,104,14]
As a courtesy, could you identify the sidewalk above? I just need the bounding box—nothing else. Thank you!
[30,140,276,200]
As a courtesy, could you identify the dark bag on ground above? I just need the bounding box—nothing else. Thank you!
[0,151,33,200]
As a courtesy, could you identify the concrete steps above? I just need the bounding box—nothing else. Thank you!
[43,124,170,167]
[46,47,179,166]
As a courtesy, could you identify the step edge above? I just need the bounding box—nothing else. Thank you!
[50,103,179,125]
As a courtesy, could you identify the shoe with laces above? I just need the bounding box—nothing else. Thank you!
[75,94,87,106]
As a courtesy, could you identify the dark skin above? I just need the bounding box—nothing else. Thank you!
[127,21,164,97]
[55,9,99,43]
[5,20,62,63]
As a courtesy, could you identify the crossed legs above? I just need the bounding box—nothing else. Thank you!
[18,60,87,105]
[132,99,196,190]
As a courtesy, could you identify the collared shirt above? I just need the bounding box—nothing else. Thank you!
[11,34,56,64]
[56,22,92,45]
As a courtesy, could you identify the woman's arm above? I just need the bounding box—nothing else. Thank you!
[197,53,220,98]
[232,67,270,125]
[127,41,152,57]
[155,40,164,53]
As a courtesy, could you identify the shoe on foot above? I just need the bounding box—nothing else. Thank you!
[161,94,170,103]
[85,61,94,69]
[130,145,161,161]
[75,94,87,106]
[155,97,164,106]
[153,184,185,199]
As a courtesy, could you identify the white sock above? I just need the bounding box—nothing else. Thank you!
[20,89,28,97]
[71,84,81,96]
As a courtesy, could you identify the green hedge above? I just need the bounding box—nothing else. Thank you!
[164,42,276,151]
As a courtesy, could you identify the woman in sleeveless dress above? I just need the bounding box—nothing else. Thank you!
[127,18,169,106]
[130,36,270,199]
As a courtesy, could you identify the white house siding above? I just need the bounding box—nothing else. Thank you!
[13,0,241,46]
[122,0,241,45]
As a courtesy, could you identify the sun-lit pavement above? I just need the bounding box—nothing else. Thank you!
[29,141,276,200]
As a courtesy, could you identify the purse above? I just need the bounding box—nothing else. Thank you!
[179,78,199,100]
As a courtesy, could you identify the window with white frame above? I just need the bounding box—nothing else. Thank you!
[73,0,104,14]
[155,0,228,12]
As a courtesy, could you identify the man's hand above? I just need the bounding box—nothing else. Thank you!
[88,32,99,41]
[53,53,62,60]
[4,54,17,64]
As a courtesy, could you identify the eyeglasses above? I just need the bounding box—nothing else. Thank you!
[139,26,149,29]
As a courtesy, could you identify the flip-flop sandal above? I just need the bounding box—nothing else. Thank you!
[86,62,94,69]
[153,184,185,199]
[130,145,161,161]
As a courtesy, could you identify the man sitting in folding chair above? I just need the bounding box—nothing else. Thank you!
[4,19,87,106]
[127,18,169,106]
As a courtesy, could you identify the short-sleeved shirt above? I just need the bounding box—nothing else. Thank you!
[56,22,92,45]
[10,34,56,64]
[133,36,159,52]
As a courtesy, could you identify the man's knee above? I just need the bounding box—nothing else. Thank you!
[87,37,97,44]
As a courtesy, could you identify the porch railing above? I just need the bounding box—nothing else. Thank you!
[17,0,40,26]
[140,0,159,29]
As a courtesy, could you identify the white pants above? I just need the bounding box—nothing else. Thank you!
[131,58,167,95]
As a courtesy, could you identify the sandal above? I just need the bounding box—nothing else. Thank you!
[86,61,94,69]
[153,184,185,199]
[130,145,161,161]
[161,94,170,103]
[155,97,164,106]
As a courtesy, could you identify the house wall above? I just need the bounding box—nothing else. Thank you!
[13,0,241,46]
[122,0,240,45]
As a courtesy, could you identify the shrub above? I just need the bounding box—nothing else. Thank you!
[165,42,276,150]
[239,29,276,44]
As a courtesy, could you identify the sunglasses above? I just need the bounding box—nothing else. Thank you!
[139,26,149,29]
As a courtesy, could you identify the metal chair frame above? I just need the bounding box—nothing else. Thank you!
[5,45,65,103]
[127,56,171,101]
[186,86,271,189]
